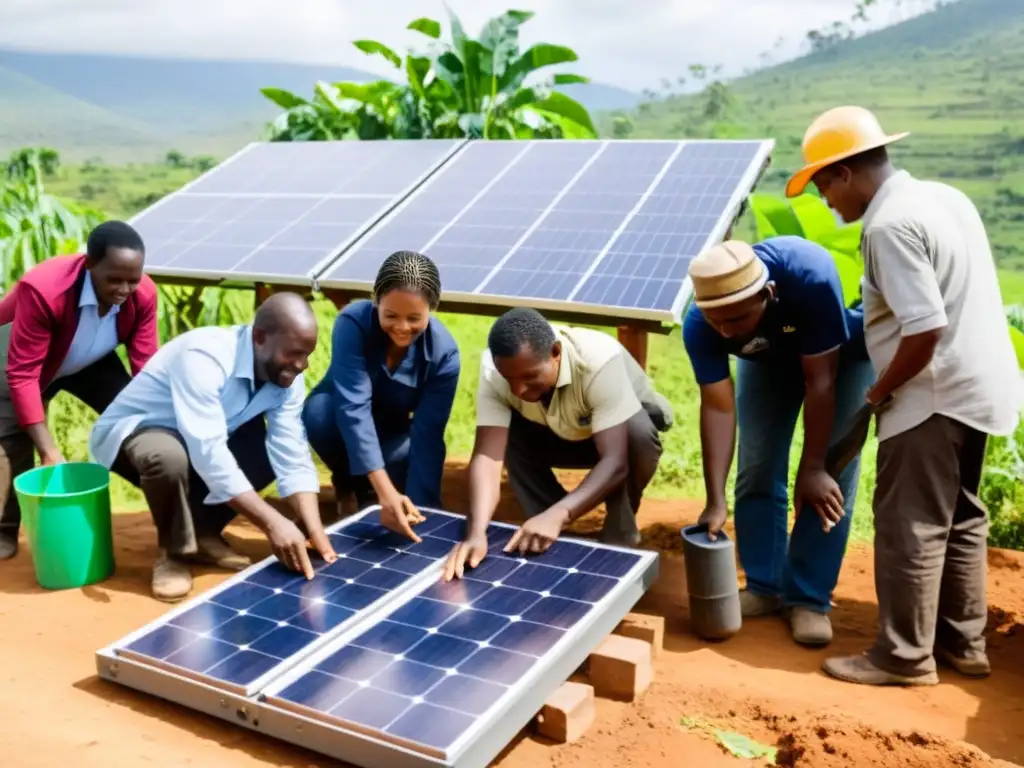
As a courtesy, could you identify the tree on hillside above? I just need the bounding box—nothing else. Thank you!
[261,8,597,141]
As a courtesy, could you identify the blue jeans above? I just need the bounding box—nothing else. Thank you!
[734,347,874,613]
[301,390,410,506]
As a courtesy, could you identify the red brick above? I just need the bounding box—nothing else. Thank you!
[588,634,653,701]
[536,682,595,743]
[615,613,665,658]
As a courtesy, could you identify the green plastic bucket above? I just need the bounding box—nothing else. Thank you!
[14,461,115,590]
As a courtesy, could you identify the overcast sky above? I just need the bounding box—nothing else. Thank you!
[0,0,940,90]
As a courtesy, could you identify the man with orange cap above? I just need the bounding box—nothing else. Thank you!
[788,105,1020,685]
[683,235,873,647]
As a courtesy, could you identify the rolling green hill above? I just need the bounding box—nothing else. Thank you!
[625,0,1024,269]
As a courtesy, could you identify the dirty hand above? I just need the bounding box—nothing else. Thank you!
[504,506,569,556]
[794,467,845,533]
[442,533,488,581]
[698,502,729,541]
[380,493,425,543]
[267,517,315,579]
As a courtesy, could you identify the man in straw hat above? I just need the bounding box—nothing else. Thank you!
[789,105,1020,685]
[683,235,873,647]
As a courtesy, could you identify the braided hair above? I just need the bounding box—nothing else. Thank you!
[372,251,442,310]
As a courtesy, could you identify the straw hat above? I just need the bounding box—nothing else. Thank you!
[689,240,768,309]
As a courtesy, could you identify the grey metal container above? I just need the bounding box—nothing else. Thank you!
[681,523,742,642]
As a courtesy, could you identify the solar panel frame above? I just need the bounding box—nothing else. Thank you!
[314,138,774,325]
[95,507,659,768]
[128,139,468,287]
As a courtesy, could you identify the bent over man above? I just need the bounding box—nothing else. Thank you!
[444,307,673,579]
[89,292,337,601]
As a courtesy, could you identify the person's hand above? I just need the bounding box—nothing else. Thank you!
[40,451,64,467]
[504,506,569,556]
[267,517,315,579]
[442,533,488,582]
[698,502,729,541]
[380,493,425,543]
[307,525,339,566]
[795,467,844,533]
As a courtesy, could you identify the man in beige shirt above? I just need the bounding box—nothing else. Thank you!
[443,307,673,578]
[788,105,1021,686]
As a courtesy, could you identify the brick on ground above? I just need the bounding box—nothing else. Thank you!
[588,634,653,702]
[536,681,595,743]
[615,613,665,658]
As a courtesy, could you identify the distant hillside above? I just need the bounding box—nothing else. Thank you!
[627,0,1024,267]
[0,49,641,161]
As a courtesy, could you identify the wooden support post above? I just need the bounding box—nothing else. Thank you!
[321,289,350,311]
[617,324,648,370]
[254,284,272,309]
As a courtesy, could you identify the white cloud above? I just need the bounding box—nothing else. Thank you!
[0,0,940,90]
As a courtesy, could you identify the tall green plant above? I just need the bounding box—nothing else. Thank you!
[262,7,597,141]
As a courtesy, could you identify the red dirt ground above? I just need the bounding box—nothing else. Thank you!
[1,460,1023,768]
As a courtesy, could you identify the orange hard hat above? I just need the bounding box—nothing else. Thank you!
[785,106,909,198]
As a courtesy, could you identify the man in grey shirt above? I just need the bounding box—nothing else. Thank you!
[787,106,1021,686]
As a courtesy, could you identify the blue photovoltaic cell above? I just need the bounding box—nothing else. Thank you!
[268,519,643,755]
[131,140,461,280]
[570,141,767,312]
[116,508,465,691]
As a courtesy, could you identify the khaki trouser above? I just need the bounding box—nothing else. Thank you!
[867,413,990,677]
[110,417,275,557]
[0,323,131,539]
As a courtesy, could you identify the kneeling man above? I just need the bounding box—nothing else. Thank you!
[89,293,337,601]
[444,307,673,578]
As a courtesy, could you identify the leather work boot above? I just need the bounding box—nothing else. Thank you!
[0,530,18,560]
[152,551,193,602]
[739,589,783,617]
[790,607,833,646]
[934,646,991,679]
[190,535,252,571]
[822,653,938,686]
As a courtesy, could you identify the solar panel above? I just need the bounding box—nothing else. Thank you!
[97,506,659,767]
[129,139,465,285]
[317,138,772,324]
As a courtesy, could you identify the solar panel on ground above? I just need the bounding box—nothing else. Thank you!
[129,139,465,285]
[98,506,659,767]
[316,138,773,324]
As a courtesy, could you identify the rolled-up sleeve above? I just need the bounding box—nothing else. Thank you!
[329,313,385,476]
[167,348,252,505]
[866,223,948,336]
[405,347,460,507]
[265,376,320,499]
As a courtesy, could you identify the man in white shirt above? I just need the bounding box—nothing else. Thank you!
[788,105,1021,685]
[90,293,337,601]
[443,307,673,579]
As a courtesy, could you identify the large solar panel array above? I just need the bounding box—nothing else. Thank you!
[317,139,773,323]
[128,139,465,285]
[98,506,659,767]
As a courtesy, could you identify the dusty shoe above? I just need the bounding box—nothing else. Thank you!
[191,535,251,571]
[739,589,783,618]
[152,551,193,602]
[822,653,938,686]
[790,607,833,646]
[0,530,18,560]
[934,647,991,679]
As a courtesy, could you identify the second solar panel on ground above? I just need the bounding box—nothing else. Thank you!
[128,139,464,285]
[317,138,773,324]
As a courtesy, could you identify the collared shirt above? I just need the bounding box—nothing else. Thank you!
[476,324,653,442]
[89,324,319,504]
[683,235,867,386]
[55,271,120,379]
[861,170,1021,441]
[313,299,460,507]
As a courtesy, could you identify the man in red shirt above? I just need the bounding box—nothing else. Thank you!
[0,220,159,559]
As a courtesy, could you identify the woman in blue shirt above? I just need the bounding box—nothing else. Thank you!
[302,251,460,540]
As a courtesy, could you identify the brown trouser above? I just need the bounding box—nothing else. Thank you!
[110,417,275,557]
[0,335,131,539]
[868,414,990,677]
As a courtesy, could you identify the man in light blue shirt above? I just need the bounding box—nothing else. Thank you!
[90,293,337,602]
